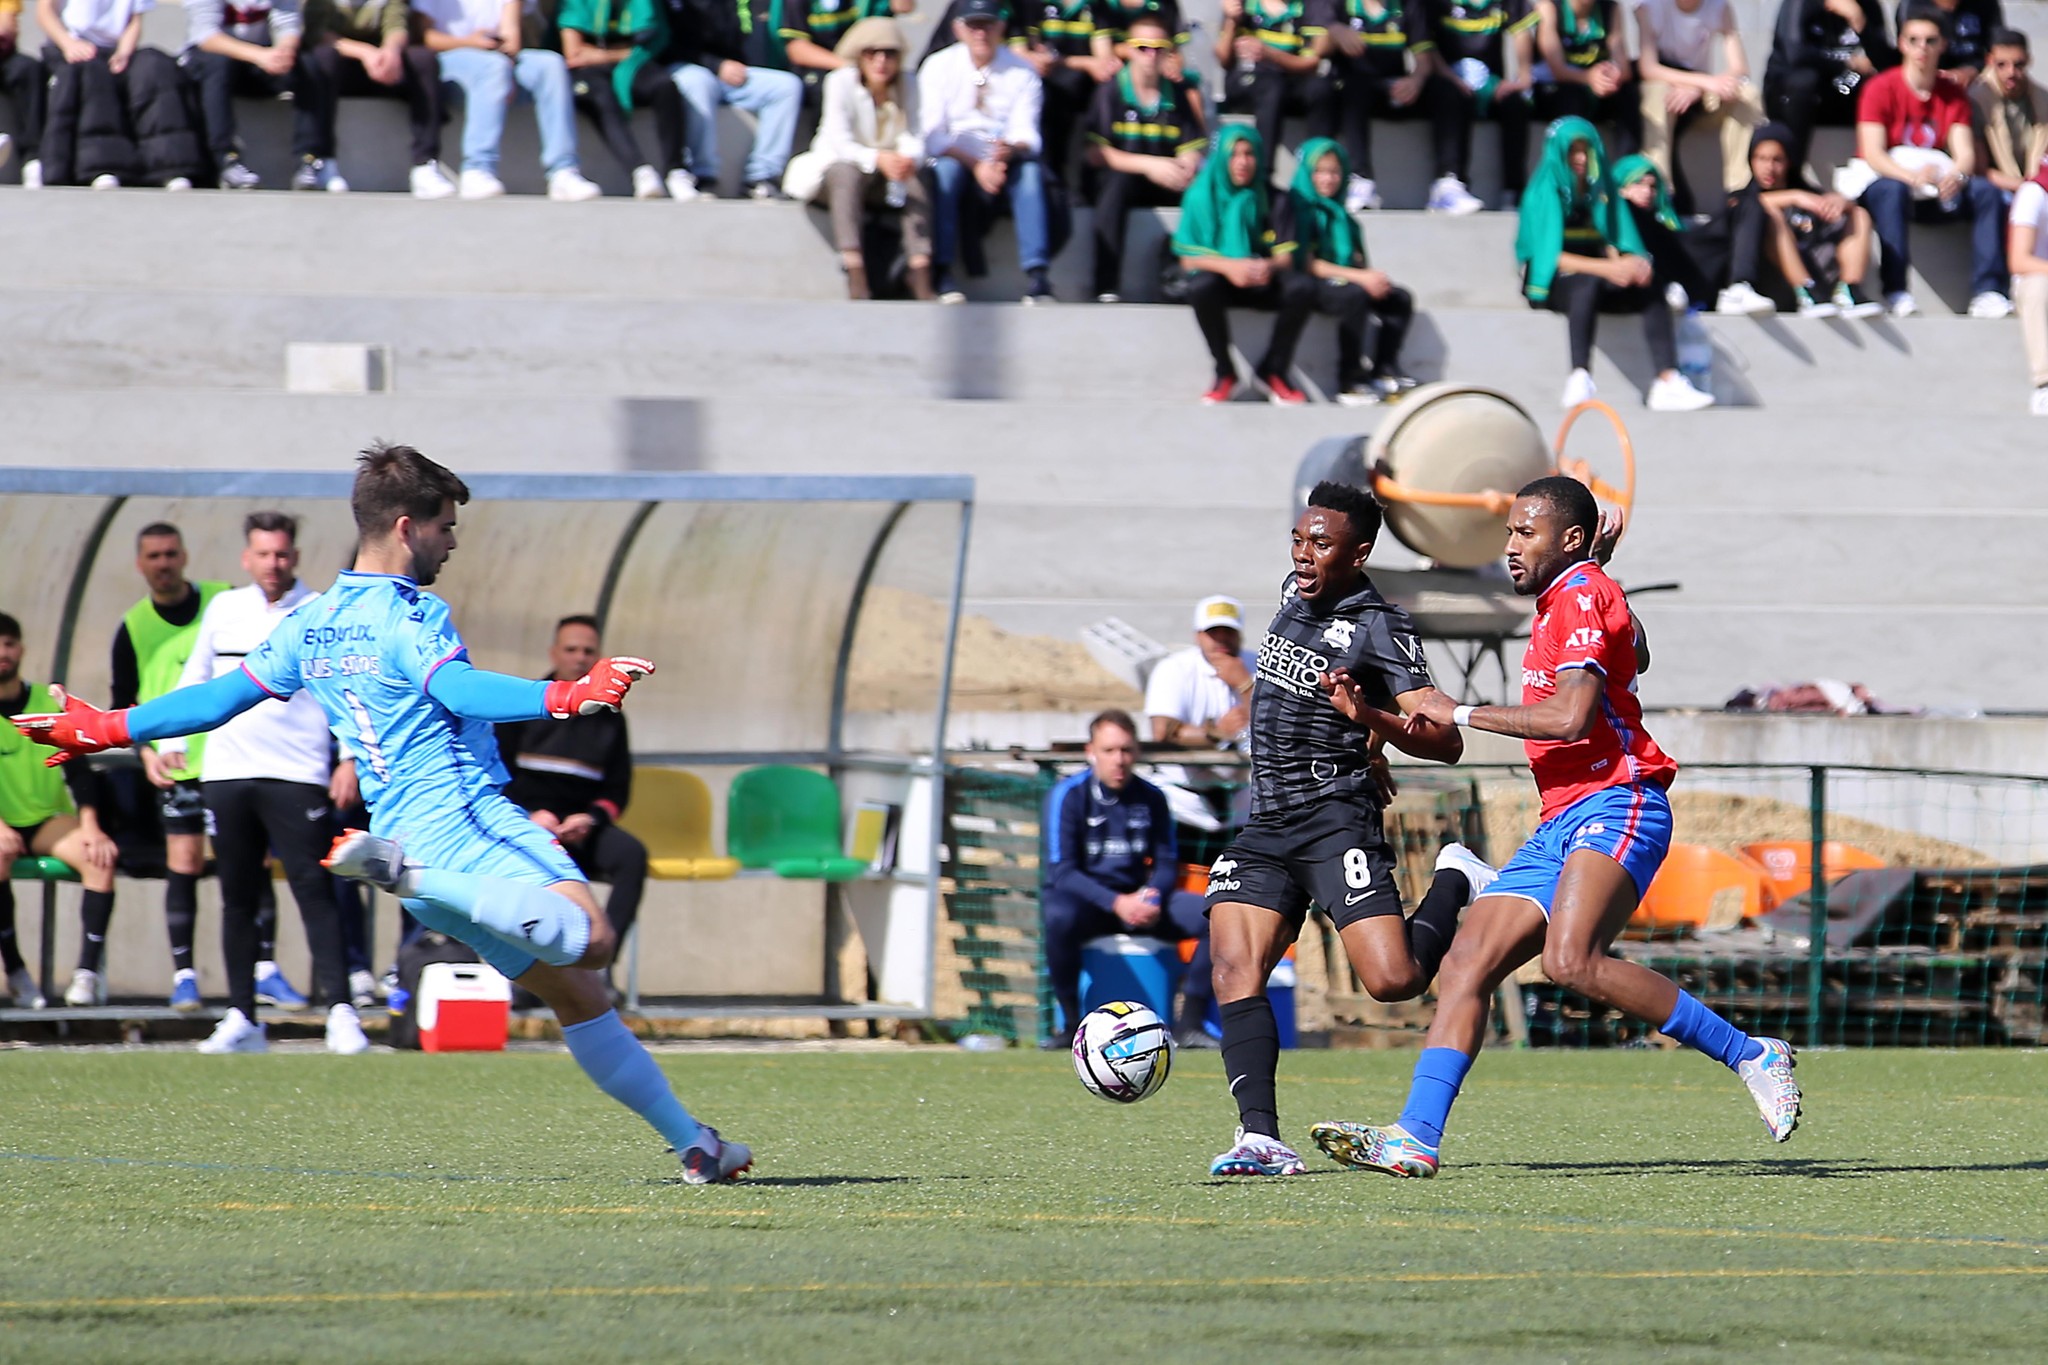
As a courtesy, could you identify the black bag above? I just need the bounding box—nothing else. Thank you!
[386,932,481,1051]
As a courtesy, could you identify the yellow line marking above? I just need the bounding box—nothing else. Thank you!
[6,1265,2047,1314]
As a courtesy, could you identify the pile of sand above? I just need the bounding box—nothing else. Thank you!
[845,586,1139,713]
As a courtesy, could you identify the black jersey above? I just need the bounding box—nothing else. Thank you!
[1246,572,1433,816]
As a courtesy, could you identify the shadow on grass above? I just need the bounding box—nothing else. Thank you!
[665,1174,917,1188]
[1470,1157,2048,1179]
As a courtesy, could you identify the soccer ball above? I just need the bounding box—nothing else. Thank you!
[1072,1001,1173,1103]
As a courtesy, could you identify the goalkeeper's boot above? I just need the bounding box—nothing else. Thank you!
[679,1128,752,1185]
[323,830,409,894]
[1309,1120,1440,1177]
[1209,1126,1308,1177]
[1737,1037,1801,1142]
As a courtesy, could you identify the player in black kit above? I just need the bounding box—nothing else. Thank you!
[1206,481,1496,1177]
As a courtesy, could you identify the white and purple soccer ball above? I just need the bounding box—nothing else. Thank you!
[1072,1001,1174,1103]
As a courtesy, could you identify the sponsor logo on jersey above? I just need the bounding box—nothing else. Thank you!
[1565,626,1603,649]
[1523,667,1553,689]
[1257,633,1332,696]
[303,623,377,647]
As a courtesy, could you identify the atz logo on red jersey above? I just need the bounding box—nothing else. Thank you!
[1564,627,1604,649]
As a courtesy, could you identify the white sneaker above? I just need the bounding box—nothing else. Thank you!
[164,177,193,192]
[1886,290,1918,318]
[1434,842,1498,906]
[1664,281,1690,312]
[64,967,104,1006]
[326,1002,370,1055]
[631,164,664,199]
[1968,290,2014,320]
[1647,373,1715,411]
[1095,292,1121,304]
[199,1007,269,1054]
[410,161,458,200]
[1209,1126,1309,1177]
[665,168,700,201]
[1560,367,1597,409]
[1715,281,1773,316]
[23,157,43,189]
[90,174,120,191]
[458,168,506,200]
[548,167,603,202]
[1345,174,1380,213]
[679,1127,753,1184]
[1736,1037,1801,1141]
[5,966,45,1009]
[321,829,408,893]
[1426,174,1483,216]
[349,968,382,1009]
[2031,386,2048,416]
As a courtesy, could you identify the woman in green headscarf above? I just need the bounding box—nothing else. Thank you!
[1174,125,1318,404]
[1516,116,1711,412]
[1290,136,1418,405]
[1611,152,1723,312]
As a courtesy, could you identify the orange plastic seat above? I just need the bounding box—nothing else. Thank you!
[1742,840,1886,903]
[1630,844,1773,936]
[616,768,741,881]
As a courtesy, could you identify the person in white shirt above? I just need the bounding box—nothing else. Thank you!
[1142,595,1257,831]
[2010,154,2048,413]
[413,0,603,200]
[809,17,934,300]
[1634,0,1765,213]
[34,0,207,187]
[163,512,368,1056]
[917,0,1052,304]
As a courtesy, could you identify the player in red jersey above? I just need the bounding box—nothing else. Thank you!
[1308,477,1802,1177]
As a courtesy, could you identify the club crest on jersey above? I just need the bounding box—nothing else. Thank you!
[1321,620,1357,651]
[1575,593,1594,612]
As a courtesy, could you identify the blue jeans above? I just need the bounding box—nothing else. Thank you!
[1860,173,2008,298]
[669,62,800,186]
[437,47,581,177]
[930,155,1049,273]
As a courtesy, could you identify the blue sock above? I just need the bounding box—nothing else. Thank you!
[1660,989,1764,1069]
[1395,1047,1474,1149]
[561,1010,705,1152]
[404,869,591,967]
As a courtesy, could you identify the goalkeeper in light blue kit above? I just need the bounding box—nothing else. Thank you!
[14,444,751,1184]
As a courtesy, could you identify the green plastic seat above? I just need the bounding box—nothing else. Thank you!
[8,856,78,882]
[726,766,868,881]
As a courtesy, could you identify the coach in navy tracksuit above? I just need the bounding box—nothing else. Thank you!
[1041,708,1215,1048]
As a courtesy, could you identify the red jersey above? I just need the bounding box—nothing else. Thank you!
[1520,560,1678,820]
[1856,67,1972,152]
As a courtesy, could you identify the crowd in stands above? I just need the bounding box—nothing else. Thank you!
[0,0,2043,406]
[0,523,650,1042]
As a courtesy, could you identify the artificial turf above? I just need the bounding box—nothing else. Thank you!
[2,1044,2045,1362]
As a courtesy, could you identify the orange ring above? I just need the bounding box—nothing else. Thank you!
[1367,473,1516,515]
[1553,399,1636,515]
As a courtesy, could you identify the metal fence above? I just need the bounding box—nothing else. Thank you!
[940,757,2048,1049]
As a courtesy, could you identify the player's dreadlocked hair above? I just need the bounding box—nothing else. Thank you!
[1306,480,1384,543]
[352,443,471,541]
[1517,475,1599,544]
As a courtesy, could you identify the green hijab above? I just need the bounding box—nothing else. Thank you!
[1172,126,1268,260]
[1289,137,1360,269]
[1613,153,1680,233]
[1517,116,1642,303]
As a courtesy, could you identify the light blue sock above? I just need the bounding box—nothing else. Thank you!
[1396,1047,1475,1149]
[403,868,591,967]
[560,1010,705,1152]
[1661,989,1764,1069]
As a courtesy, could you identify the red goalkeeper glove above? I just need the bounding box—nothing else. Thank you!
[8,685,132,766]
[543,657,656,719]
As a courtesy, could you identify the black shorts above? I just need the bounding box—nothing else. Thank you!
[1202,797,1403,930]
[159,778,207,836]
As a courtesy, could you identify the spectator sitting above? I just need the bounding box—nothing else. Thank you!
[1093,0,1200,101]
[1531,0,1639,156]
[1855,6,2009,318]
[918,0,1053,304]
[1722,122,1885,316]
[780,0,908,82]
[1292,136,1420,403]
[177,0,305,190]
[1516,114,1713,410]
[1764,0,1897,175]
[1318,0,1450,214]
[1084,11,1203,302]
[1143,594,1253,832]
[1173,124,1316,405]
[1896,0,2000,84]
[496,615,650,1003]
[559,0,690,199]
[1,0,49,187]
[298,0,455,198]
[1611,151,1724,309]
[1216,0,1338,177]
[657,0,804,200]
[1414,0,1538,214]
[1018,0,1121,181]
[1039,709,1215,1050]
[35,0,207,188]
[1972,29,2046,197]
[0,612,119,1008]
[415,0,603,200]
[1634,0,1765,216]
[808,16,934,299]
[2009,152,2048,413]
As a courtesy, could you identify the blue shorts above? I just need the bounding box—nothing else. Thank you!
[377,791,584,980]
[1488,783,1673,921]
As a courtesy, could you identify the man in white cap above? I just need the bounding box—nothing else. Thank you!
[1142,595,1257,830]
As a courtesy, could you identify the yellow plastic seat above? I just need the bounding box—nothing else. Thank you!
[616,768,740,881]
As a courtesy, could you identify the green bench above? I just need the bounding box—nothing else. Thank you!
[7,855,79,1009]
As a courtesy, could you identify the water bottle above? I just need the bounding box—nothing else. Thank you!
[885,178,908,210]
[1455,58,1498,112]
[1676,311,1714,397]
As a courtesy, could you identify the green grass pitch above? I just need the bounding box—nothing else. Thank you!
[3,1045,2046,1362]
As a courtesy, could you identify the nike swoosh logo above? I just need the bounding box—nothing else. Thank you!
[1229,1076,1246,1093]
[1344,892,1368,905]
[1086,816,1108,826]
